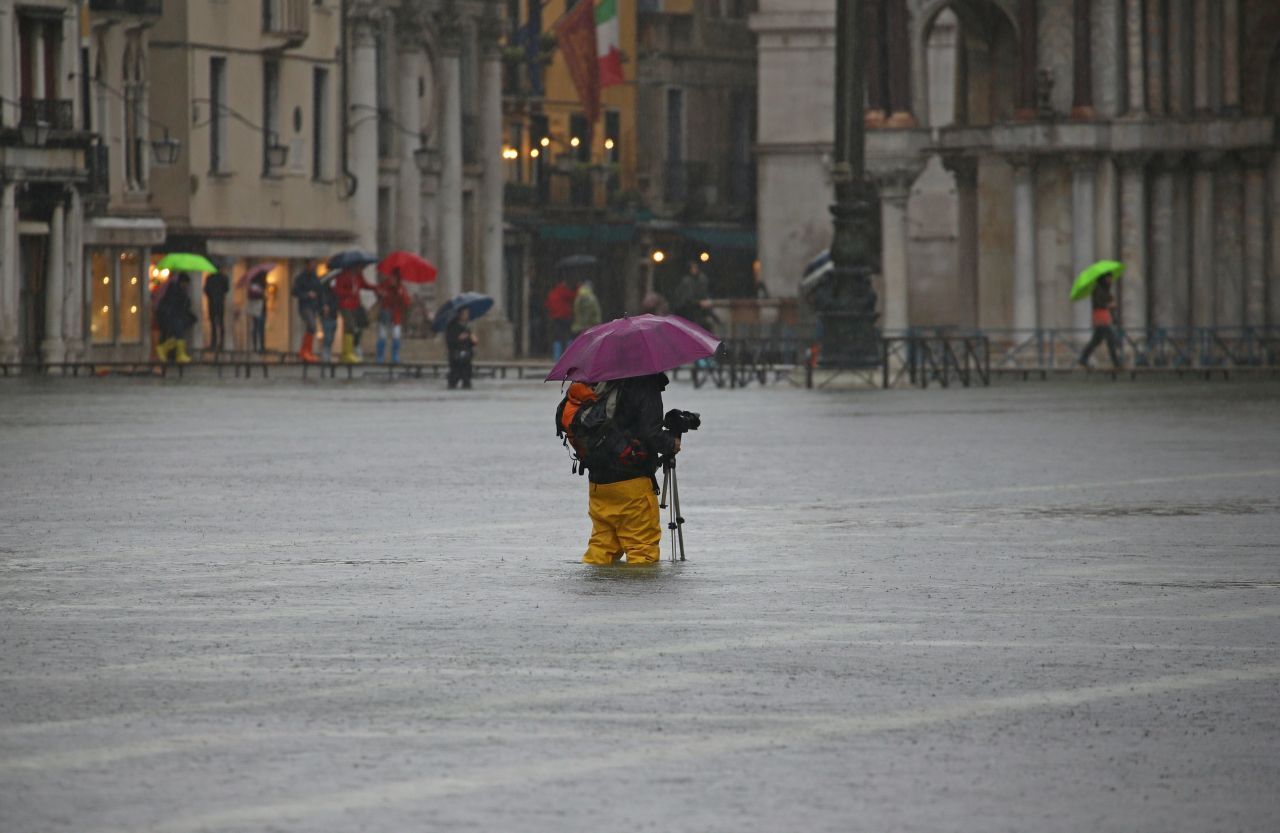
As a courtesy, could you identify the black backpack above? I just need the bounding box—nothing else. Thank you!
[554,382,640,475]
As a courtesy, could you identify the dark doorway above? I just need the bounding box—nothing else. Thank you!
[18,234,48,363]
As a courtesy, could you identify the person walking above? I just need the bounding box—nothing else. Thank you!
[292,262,322,363]
[672,260,715,329]
[247,271,268,354]
[545,279,576,359]
[375,270,412,364]
[445,306,477,389]
[572,279,602,337]
[1078,274,1123,369]
[155,274,198,364]
[204,270,230,353]
[332,268,376,363]
[580,373,681,566]
[318,278,339,363]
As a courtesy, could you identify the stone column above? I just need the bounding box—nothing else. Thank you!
[1123,0,1144,113]
[0,183,19,362]
[1011,155,1038,330]
[1214,159,1245,326]
[436,9,465,301]
[1117,154,1149,334]
[1271,155,1280,328]
[63,188,84,360]
[864,0,886,127]
[1222,0,1240,112]
[349,8,380,253]
[1166,0,1189,115]
[60,9,79,126]
[1072,0,1095,118]
[944,156,980,326]
[1240,154,1267,327]
[1192,0,1211,113]
[884,0,914,127]
[0,6,16,128]
[478,10,505,312]
[42,200,66,364]
[1149,155,1178,328]
[1069,155,1097,332]
[395,9,424,255]
[875,172,913,331]
[1016,0,1038,120]
[1143,0,1164,114]
[1190,153,1217,328]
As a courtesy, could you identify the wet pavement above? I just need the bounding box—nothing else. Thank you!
[1,377,1278,832]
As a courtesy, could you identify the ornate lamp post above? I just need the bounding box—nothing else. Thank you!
[816,0,879,367]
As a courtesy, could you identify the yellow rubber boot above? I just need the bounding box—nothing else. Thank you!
[155,338,174,362]
[174,340,192,364]
[340,334,360,364]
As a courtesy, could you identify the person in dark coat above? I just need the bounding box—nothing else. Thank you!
[155,274,198,364]
[1078,274,1123,369]
[445,306,477,389]
[581,372,681,566]
[204,271,230,353]
[292,262,323,363]
[247,271,268,354]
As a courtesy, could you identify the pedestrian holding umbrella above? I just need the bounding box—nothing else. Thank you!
[1073,260,1126,369]
[548,314,720,565]
[156,253,218,274]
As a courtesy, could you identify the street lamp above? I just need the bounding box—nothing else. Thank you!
[265,133,289,169]
[413,144,438,173]
[150,132,181,165]
[20,119,50,147]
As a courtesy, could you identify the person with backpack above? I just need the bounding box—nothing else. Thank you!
[557,372,681,565]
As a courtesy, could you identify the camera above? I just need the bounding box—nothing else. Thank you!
[663,409,701,436]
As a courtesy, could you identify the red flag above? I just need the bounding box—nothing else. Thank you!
[555,0,600,124]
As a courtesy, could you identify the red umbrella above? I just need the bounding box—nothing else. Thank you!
[378,251,438,284]
[236,262,276,289]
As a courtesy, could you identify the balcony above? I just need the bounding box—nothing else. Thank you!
[89,0,163,16]
[262,0,309,44]
[20,98,74,133]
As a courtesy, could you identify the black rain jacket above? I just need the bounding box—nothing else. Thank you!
[588,373,679,485]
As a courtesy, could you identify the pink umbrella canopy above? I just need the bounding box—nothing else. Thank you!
[236,262,277,289]
[378,251,438,284]
[545,314,721,383]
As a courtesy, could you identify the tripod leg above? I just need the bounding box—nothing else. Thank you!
[671,466,686,561]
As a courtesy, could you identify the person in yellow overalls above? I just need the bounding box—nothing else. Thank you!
[583,373,681,565]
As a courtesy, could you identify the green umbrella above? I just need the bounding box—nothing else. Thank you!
[1070,260,1125,302]
[156,253,218,274]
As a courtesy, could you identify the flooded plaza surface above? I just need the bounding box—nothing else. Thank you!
[1,377,1279,832]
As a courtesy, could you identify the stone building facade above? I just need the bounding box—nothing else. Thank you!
[753,0,1280,336]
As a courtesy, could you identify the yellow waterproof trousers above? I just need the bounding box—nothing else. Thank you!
[583,477,661,565]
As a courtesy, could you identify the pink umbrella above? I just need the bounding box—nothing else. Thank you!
[236,262,276,289]
[545,314,721,383]
[378,251,438,284]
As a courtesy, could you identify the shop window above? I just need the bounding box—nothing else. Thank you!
[119,250,143,343]
[90,250,113,343]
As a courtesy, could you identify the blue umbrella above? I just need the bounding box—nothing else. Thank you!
[433,292,494,332]
[327,249,378,271]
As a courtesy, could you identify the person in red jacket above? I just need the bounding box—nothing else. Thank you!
[375,271,413,363]
[545,279,576,360]
[332,268,376,363]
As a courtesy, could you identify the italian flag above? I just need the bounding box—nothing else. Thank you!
[595,0,624,89]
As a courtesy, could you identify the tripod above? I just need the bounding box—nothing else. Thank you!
[658,457,686,561]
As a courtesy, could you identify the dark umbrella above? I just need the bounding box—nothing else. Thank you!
[556,254,598,271]
[432,292,495,333]
[545,314,721,383]
[327,249,379,271]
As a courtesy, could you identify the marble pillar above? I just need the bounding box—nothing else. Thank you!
[1012,156,1038,330]
[1092,0,1123,117]
[945,157,980,327]
[0,183,15,362]
[1070,155,1097,332]
[1149,158,1178,329]
[42,201,66,364]
[350,11,380,253]
[0,6,16,128]
[437,14,465,301]
[1016,0,1038,119]
[1123,0,1145,113]
[1117,154,1149,334]
[63,189,84,360]
[877,173,913,331]
[1072,0,1095,118]
[1240,157,1266,327]
[478,12,505,312]
[1192,0,1211,113]
[1213,160,1244,326]
[1166,0,1190,115]
[1170,159,1193,328]
[1222,0,1240,112]
[396,14,424,256]
[1143,0,1165,114]
[1190,154,1217,328]
[1270,156,1280,328]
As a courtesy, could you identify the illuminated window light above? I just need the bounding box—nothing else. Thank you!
[129,305,138,314]
[539,137,550,148]
[102,276,110,285]
[652,251,665,263]
[101,305,110,313]
[130,277,138,285]
[569,137,580,148]
[530,148,540,158]
[699,251,710,263]
[604,138,615,150]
